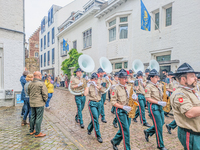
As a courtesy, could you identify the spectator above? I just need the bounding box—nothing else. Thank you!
[28,71,48,137]
[44,75,54,109]
[20,71,29,117]
[57,75,61,87]
[42,73,47,81]
[61,74,65,87]
[22,74,33,126]
[65,74,68,88]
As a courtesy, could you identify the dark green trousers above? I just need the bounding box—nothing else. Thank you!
[133,94,147,124]
[111,106,117,125]
[30,106,44,135]
[169,120,177,129]
[75,95,86,125]
[87,100,101,138]
[112,108,131,150]
[100,93,106,120]
[146,103,165,148]
[178,127,200,150]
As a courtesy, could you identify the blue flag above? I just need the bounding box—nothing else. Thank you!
[63,39,69,51]
[141,0,151,31]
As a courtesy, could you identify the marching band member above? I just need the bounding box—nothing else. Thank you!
[111,69,137,150]
[97,68,108,123]
[144,69,167,150]
[127,70,135,84]
[70,68,86,128]
[133,71,151,127]
[170,63,200,150]
[143,69,150,83]
[111,72,119,128]
[165,71,179,134]
[84,73,105,143]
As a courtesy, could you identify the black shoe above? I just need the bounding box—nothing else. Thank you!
[143,123,151,127]
[166,124,171,134]
[144,130,149,142]
[113,124,118,128]
[97,137,103,143]
[87,130,91,135]
[111,140,118,150]
[158,147,168,150]
[80,124,84,128]
[133,118,137,122]
[101,119,107,123]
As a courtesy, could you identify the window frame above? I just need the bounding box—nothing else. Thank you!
[44,35,46,49]
[47,32,50,47]
[40,38,43,51]
[83,28,92,49]
[40,55,43,67]
[52,27,55,44]
[52,48,55,64]
[166,7,172,27]
[119,24,128,39]
[47,51,50,66]
[73,40,77,49]
[35,52,39,58]
[44,53,46,67]
[155,12,159,30]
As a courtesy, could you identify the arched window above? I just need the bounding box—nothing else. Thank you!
[35,52,39,57]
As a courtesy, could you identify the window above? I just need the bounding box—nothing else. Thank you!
[83,29,92,49]
[156,55,171,62]
[44,35,46,49]
[48,11,51,26]
[124,62,128,69]
[44,53,46,67]
[52,48,55,64]
[155,12,159,30]
[85,2,94,12]
[120,17,128,23]
[119,24,128,39]
[48,51,50,66]
[115,63,122,69]
[40,55,43,67]
[73,41,77,49]
[52,27,55,44]
[60,42,67,56]
[109,27,116,42]
[40,39,43,51]
[35,52,39,57]
[0,49,3,89]
[35,44,38,48]
[51,8,54,23]
[109,19,116,27]
[47,32,50,47]
[41,19,45,34]
[166,7,172,26]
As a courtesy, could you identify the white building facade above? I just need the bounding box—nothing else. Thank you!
[39,0,90,77]
[55,0,200,76]
[0,0,25,106]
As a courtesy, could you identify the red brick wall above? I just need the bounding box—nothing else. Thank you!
[29,27,41,58]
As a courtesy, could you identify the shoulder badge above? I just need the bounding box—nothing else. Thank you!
[112,92,115,95]
[178,98,183,103]
[145,89,148,93]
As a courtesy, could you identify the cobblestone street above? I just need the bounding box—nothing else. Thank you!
[0,106,79,150]
[46,89,184,150]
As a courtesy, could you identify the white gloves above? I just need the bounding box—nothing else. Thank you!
[132,94,138,100]
[78,82,83,87]
[87,82,91,87]
[123,106,132,113]
[104,76,109,80]
[85,76,89,80]
[158,101,167,107]
[87,81,96,87]
[129,80,134,83]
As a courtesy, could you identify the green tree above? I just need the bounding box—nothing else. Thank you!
[61,49,82,78]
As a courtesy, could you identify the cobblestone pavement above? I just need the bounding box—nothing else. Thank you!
[0,106,79,150]
[47,89,184,150]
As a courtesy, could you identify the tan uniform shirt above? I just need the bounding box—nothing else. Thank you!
[70,77,85,91]
[195,81,200,92]
[143,76,147,83]
[145,82,163,101]
[134,80,145,95]
[166,79,179,91]
[111,80,118,86]
[111,84,135,106]
[88,84,105,102]
[97,78,107,87]
[170,87,200,132]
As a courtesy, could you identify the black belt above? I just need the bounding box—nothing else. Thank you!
[180,127,200,135]
[75,95,84,97]
[89,100,100,103]
[136,93,144,96]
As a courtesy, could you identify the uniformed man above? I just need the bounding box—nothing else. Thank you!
[97,68,108,123]
[70,68,86,128]
[170,63,200,150]
[195,74,200,91]
[143,69,150,83]
[144,69,167,150]
[165,71,179,134]
[127,69,135,84]
[84,73,105,143]
[133,71,151,127]
[111,72,119,128]
[110,69,137,150]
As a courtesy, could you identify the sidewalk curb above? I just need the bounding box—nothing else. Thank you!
[44,110,86,150]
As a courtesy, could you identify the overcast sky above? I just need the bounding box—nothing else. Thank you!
[25,0,74,41]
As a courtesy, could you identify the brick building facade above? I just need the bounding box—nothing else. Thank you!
[29,27,40,58]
